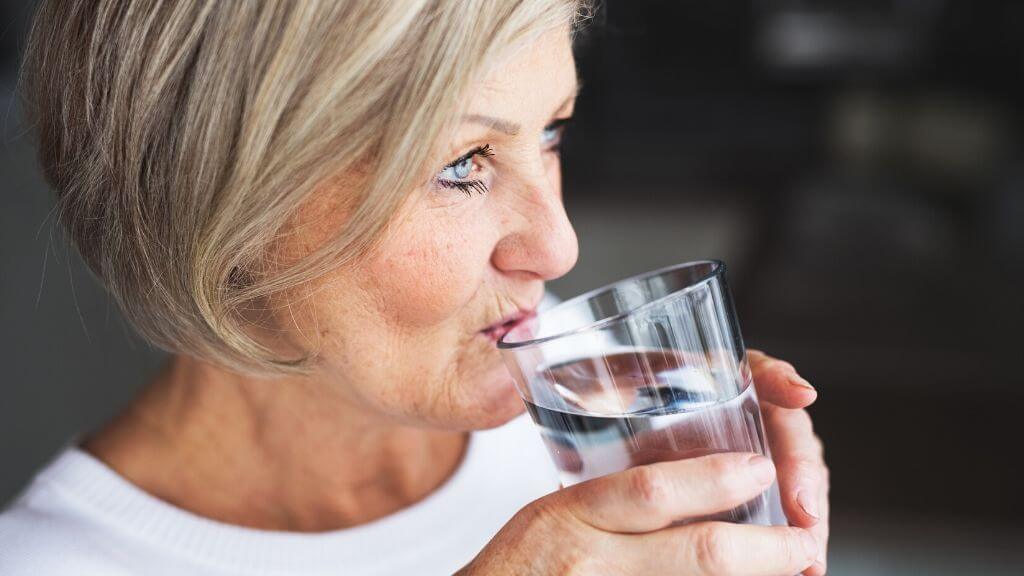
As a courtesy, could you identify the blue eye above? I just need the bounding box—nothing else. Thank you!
[541,126,560,147]
[440,156,474,180]
[541,118,571,151]
[436,144,494,196]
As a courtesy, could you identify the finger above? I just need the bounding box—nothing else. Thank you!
[622,522,818,576]
[762,403,826,529]
[763,403,831,574]
[565,452,777,533]
[748,349,817,409]
[802,465,831,575]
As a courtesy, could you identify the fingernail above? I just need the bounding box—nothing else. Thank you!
[748,454,775,484]
[789,374,815,391]
[799,530,818,559]
[797,489,820,519]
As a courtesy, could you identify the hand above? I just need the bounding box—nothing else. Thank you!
[459,452,819,575]
[748,349,830,575]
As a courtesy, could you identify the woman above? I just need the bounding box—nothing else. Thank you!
[0,1,829,574]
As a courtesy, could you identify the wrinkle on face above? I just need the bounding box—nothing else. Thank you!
[265,26,579,430]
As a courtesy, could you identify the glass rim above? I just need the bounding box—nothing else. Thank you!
[497,259,726,350]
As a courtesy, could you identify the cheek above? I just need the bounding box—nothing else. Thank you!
[365,216,491,329]
[327,213,522,428]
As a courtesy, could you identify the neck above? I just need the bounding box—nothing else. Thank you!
[84,354,469,532]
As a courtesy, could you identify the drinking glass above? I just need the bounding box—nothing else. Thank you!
[498,260,785,526]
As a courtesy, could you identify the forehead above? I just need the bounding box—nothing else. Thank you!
[464,27,577,119]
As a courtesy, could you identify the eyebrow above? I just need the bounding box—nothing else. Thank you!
[463,114,521,136]
[461,82,581,137]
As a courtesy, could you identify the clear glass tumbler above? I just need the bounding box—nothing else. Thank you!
[498,260,785,526]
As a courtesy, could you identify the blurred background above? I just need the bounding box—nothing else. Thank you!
[2,1,1022,574]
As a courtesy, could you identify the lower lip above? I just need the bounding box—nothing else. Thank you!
[480,311,535,343]
[480,326,512,343]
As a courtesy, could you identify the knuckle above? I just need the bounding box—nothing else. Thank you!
[523,495,574,531]
[774,359,797,374]
[814,460,828,482]
[515,501,551,534]
[782,528,807,566]
[818,522,832,543]
[794,459,821,483]
[708,456,746,501]
[693,524,733,575]
[628,465,671,510]
[793,407,815,430]
[707,453,738,477]
[822,462,831,485]
[812,434,825,459]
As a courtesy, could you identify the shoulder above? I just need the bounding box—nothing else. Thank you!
[0,450,141,576]
[0,483,133,576]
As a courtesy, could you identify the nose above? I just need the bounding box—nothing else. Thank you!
[491,170,579,281]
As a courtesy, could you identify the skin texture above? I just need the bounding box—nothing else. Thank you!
[85,27,830,575]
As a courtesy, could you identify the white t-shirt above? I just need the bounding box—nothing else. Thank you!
[0,413,561,575]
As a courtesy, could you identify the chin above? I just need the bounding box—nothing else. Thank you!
[459,369,527,430]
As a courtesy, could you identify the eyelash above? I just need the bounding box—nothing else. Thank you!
[436,144,495,196]
[437,179,490,196]
[435,118,572,197]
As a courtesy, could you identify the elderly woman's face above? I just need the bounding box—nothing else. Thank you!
[280,29,579,429]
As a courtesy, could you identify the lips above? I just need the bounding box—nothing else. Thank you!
[480,309,536,343]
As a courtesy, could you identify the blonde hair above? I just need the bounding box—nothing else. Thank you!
[20,0,592,375]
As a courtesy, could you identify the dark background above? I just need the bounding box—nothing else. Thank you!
[3,1,1022,574]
